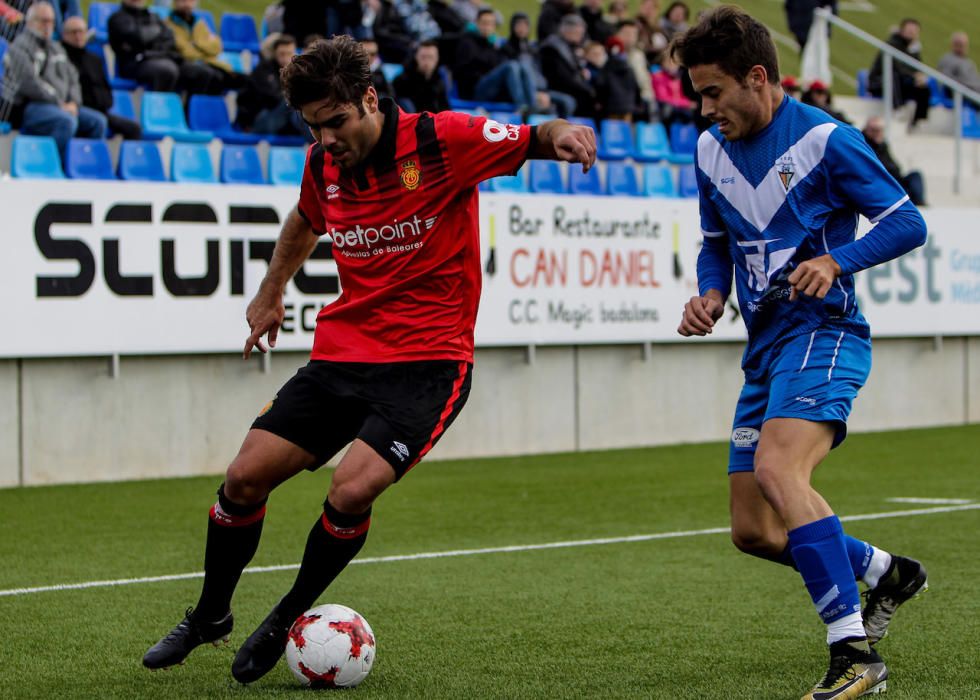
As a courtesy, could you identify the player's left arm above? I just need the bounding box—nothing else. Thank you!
[788,126,928,301]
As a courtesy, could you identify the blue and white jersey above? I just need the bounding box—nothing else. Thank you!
[695,96,911,380]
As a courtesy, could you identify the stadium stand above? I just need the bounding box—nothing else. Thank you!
[267,146,306,186]
[65,138,115,180]
[219,143,264,185]
[528,159,564,194]
[597,119,632,161]
[219,13,260,54]
[642,164,677,197]
[677,164,699,198]
[141,91,213,143]
[634,122,671,163]
[171,142,216,183]
[487,168,528,193]
[667,122,697,165]
[117,140,166,181]
[568,162,603,195]
[87,2,114,45]
[606,161,640,197]
[11,135,65,179]
[187,94,261,145]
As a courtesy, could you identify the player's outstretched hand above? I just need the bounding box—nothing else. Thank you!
[244,288,286,359]
[787,254,841,301]
[678,294,724,336]
[552,122,597,172]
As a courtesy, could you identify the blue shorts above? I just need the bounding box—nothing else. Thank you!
[728,329,871,474]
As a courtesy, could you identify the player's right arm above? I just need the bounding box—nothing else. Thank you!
[243,206,319,358]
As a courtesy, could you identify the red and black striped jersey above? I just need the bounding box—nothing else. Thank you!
[297,98,531,363]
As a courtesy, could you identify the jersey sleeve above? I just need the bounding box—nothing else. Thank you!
[694,149,733,298]
[297,144,327,235]
[439,111,532,190]
[824,124,910,223]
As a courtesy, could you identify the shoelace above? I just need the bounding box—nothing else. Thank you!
[162,608,196,643]
[820,655,860,687]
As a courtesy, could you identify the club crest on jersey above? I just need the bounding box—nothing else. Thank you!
[775,155,795,191]
[399,159,421,191]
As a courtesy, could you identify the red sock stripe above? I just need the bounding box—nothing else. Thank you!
[405,360,468,475]
[209,502,266,528]
[320,512,371,539]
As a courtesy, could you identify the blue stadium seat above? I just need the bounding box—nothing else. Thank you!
[101,52,138,91]
[0,121,10,135]
[197,10,218,34]
[677,164,699,198]
[489,111,522,125]
[605,162,640,197]
[149,5,169,20]
[927,76,954,109]
[568,164,603,195]
[220,145,265,184]
[381,63,403,84]
[449,98,517,113]
[141,91,214,142]
[634,122,670,162]
[963,106,980,139]
[221,13,260,53]
[65,138,116,180]
[187,94,262,144]
[0,36,8,66]
[88,2,116,44]
[265,134,309,147]
[118,141,166,181]
[11,136,65,179]
[856,69,870,99]
[597,119,632,160]
[567,116,598,134]
[171,143,217,183]
[529,160,564,193]
[268,147,306,186]
[487,168,528,193]
[219,51,245,74]
[667,122,697,164]
[642,164,676,197]
[110,89,135,120]
[526,114,551,126]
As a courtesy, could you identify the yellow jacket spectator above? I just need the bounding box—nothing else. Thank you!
[166,0,232,73]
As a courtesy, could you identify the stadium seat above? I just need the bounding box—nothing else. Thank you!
[677,164,699,197]
[187,94,262,144]
[65,138,116,180]
[149,5,169,20]
[487,168,528,193]
[529,160,564,193]
[597,119,633,160]
[88,2,115,44]
[634,122,671,162]
[197,9,217,34]
[568,164,603,195]
[964,106,980,139]
[0,36,7,66]
[489,111,522,125]
[109,89,136,120]
[219,51,245,74]
[265,134,309,147]
[118,141,166,181]
[381,63,403,84]
[268,147,306,186]
[449,97,517,113]
[605,162,640,197]
[567,116,598,134]
[527,114,552,126]
[11,136,65,179]
[667,122,697,164]
[101,52,138,91]
[220,144,265,185]
[856,69,870,99]
[0,121,10,135]
[220,13,260,53]
[141,91,214,142]
[171,143,217,183]
[642,164,676,197]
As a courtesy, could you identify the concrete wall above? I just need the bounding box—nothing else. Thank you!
[2,338,977,487]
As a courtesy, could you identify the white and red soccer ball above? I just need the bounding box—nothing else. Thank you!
[285,604,376,688]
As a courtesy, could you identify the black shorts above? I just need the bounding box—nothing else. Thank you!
[251,359,473,479]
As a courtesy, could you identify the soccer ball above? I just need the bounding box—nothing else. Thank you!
[285,604,376,688]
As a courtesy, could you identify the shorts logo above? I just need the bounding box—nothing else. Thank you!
[795,396,817,406]
[399,159,421,191]
[731,427,760,447]
[258,398,275,417]
[390,441,410,462]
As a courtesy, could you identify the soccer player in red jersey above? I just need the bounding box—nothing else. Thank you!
[143,35,596,683]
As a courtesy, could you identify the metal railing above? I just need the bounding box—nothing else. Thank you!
[0,0,32,126]
[813,7,980,194]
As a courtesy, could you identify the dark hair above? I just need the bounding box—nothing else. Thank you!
[281,34,372,111]
[616,19,637,30]
[272,34,296,52]
[476,8,496,21]
[664,1,689,21]
[670,5,779,85]
[417,39,439,50]
[899,18,920,30]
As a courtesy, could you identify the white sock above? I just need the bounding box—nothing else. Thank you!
[827,611,866,644]
[863,548,893,589]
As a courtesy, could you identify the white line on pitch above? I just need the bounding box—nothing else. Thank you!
[1,502,978,598]
[886,497,974,505]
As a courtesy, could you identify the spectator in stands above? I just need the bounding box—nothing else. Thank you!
[603,0,629,27]
[236,33,305,136]
[580,0,614,45]
[166,0,244,94]
[537,0,575,42]
[802,79,850,123]
[634,0,667,64]
[781,74,803,100]
[501,11,574,117]
[262,2,285,36]
[396,0,441,44]
[283,0,363,47]
[658,1,688,42]
[938,32,980,102]
[393,39,448,112]
[454,9,538,112]
[428,0,466,35]
[451,0,481,26]
[869,18,931,128]
[587,37,639,121]
[862,116,926,206]
[784,0,836,52]
[373,0,413,63]
[4,2,106,156]
[109,0,212,93]
[651,51,693,126]
[540,14,597,118]
[360,38,395,99]
[615,20,655,119]
[60,15,142,139]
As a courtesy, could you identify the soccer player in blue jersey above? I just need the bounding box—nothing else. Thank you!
[672,7,929,700]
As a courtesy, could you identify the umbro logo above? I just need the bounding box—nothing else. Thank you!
[390,441,410,461]
[326,184,340,200]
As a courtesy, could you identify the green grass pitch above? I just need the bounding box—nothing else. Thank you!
[1,424,978,698]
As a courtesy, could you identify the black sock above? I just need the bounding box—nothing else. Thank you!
[277,500,372,622]
[194,483,266,621]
